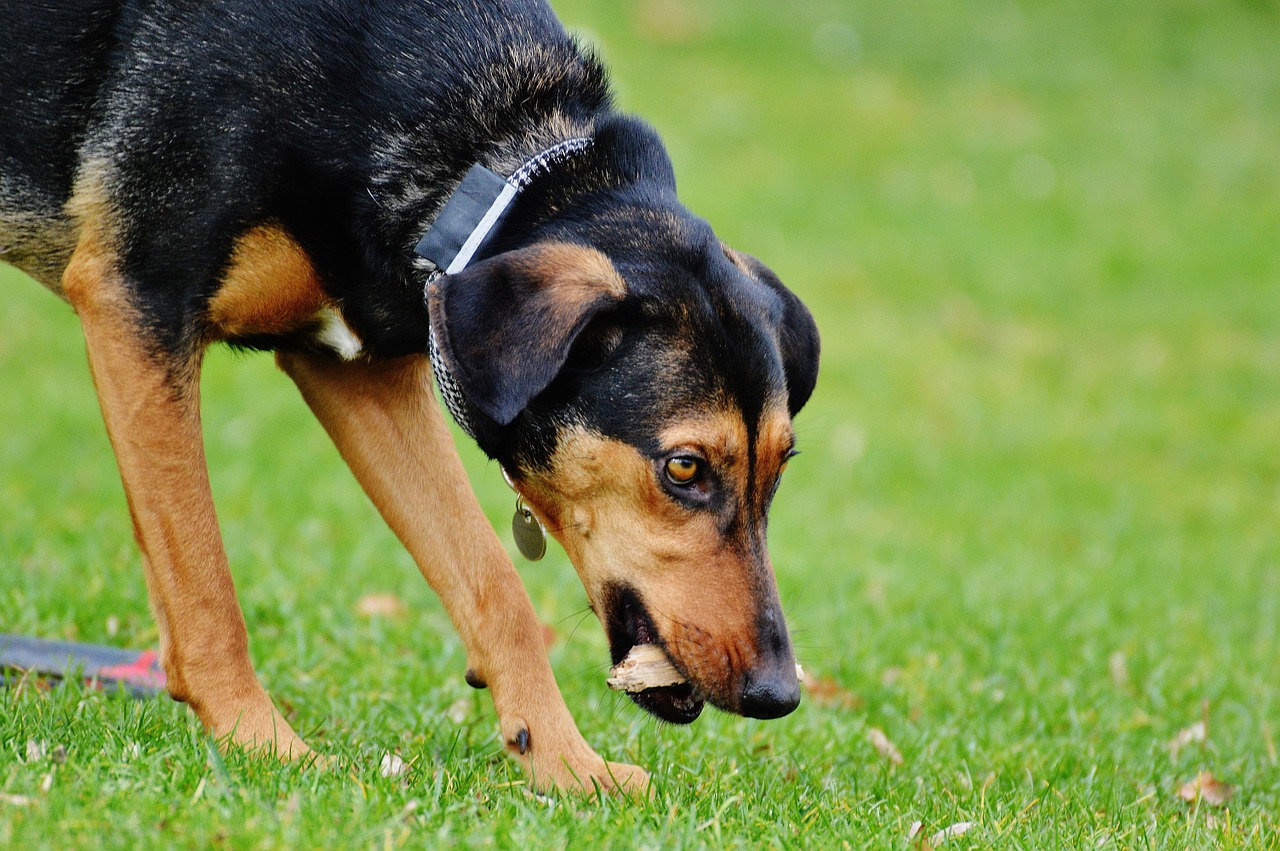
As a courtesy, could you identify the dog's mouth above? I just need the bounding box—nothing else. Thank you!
[603,585,705,724]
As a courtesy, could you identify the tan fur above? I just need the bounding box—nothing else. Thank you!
[61,213,309,758]
[276,351,647,795]
[208,224,329,339]
[516,406,795,707]
[518,241,628,301]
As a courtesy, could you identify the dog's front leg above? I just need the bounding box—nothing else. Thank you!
[62,236,310,759]
[278,351,648,796]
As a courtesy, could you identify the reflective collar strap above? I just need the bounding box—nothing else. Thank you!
[415,137,593,275]
[418,137,594,439]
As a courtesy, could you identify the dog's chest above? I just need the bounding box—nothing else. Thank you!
[208,224,364,359]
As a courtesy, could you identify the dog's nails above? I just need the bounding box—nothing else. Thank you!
[464,668,487,689]
[510,727,531,755]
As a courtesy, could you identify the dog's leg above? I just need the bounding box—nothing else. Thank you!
[63,233,309,759]
[278,351,648,795]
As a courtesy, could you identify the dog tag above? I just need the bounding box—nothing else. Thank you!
[512,498,547,561]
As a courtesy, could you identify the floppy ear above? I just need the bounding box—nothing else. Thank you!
[724,247,821,415]
[426,242,628,426]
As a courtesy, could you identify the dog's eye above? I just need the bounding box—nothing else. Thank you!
[664,456,701,486]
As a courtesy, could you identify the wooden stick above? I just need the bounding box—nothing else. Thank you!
[606,644,806,693]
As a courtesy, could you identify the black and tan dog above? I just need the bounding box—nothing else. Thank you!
[1,0,819,793]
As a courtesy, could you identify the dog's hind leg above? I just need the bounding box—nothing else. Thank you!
[62,225,310,760]
[278,351,649,795]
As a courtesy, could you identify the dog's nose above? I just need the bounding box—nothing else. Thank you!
[739,665,801,719]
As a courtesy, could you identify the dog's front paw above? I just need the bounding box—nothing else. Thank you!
[499,715,650,797]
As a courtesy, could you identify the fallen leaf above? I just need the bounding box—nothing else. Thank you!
[357,593,406,619]
[446,697,470,725]
[1168,721,1205,756]
[928,821,974,845]
[25,740,45,762]
[868,727,904,766]
[1178,771,1234,806]
[803,675,864,711]
[380,752,409,779]
[1108,650,1128,687]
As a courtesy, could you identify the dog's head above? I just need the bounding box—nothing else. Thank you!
[425,118,819,723]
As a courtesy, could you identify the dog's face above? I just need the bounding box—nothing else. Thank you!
[426,128,819,724]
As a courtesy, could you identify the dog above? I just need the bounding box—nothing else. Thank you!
[0,0,819,794]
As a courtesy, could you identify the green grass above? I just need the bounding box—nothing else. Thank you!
[3,0,1280,846]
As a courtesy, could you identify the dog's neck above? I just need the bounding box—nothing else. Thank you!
[415,135,596,440]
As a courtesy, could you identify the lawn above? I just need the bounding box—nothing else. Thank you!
[3,0,1279,847]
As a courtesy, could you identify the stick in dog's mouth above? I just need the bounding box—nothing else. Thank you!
[605,644,806,693]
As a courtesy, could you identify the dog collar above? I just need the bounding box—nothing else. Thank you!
[415,137,592,273]
[418,137,593,438]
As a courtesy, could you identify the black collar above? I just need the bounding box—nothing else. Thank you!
[414,137,592,274]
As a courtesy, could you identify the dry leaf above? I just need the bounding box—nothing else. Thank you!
[1177,771,1234,806]
[868,727,904,766]
[357,593,407,619]
[929,822,974,845]
[1108,651,1128,687]
[380,752,408,779]
[25,740,45,762]
[1168,721,1205,756]
[804,675,863,711]
[446,697,470,725]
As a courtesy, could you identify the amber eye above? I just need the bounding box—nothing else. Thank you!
[664,456,701,486]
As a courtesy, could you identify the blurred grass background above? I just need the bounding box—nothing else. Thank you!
[2,0,1279,846]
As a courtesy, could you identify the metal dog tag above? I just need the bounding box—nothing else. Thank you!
[512,497,547,561]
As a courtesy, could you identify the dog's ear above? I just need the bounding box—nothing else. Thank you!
[724,247,821,415]
[427,242,628,426]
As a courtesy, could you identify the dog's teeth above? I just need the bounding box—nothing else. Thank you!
[606,644,686,692]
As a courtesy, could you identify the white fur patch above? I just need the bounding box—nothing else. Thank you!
[313,306,364,360]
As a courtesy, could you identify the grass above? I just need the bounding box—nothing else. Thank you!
[3,0,1279,846]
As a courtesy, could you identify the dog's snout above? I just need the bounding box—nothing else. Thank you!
[739,665,801,719]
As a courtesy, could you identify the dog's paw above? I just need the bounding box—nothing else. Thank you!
[499,715,651,797]
[530,753,652,798]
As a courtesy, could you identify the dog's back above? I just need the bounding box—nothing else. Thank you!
[1,0,602,299]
